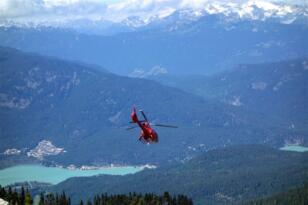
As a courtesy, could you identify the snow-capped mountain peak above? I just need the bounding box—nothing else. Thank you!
[0,0,307,33]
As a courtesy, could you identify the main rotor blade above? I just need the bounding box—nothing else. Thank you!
[130,120,146,124]
[126,126,138,130]
[139,110,148,122]
[151,123,178,128]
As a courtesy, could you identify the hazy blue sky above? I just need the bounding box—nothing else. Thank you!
[102,0,122,2]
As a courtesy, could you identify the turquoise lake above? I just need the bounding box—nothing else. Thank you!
[280,145,308,152]
[0,164,143,186]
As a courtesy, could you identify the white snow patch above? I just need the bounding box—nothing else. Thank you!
[129,68,146,78]
[0,94,31,109]
[281,17,296,24]
[252,27,258,32]
[15,85,26,91]
[251,82,267,90]
[46,73,57,82]
[302,61,308,70]
[0,0,303,29]
[3,148,21,155]
[105,97,117,105]
[148,65,168,76]
[129,65,168,78]
[26,79,40,89]
[188,146,196,151]
[59,72,80,91]
[72,72,80,85]
[273,82,282,91]
[27,140,66,160]
[229,96,243,107]
[273,76,291,91]
[289,123,295,129]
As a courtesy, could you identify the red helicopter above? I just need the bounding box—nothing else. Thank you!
[127,107,178,143]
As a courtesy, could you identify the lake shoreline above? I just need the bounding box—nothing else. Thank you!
[55,163,157,171]
[0,161,157,171]
[0,164,155,186]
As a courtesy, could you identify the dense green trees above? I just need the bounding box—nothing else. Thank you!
[0,186,192,205]
[246,184,308,205]
[39,192,70,205]
[2,183,307,205]
[0,186,70,205]
[52,145,308,204]
[82,192,193,205]
[0,186,32,205]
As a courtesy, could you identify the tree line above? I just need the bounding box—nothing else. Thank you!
[0,186,32,205]
[0,186,193,205]
[245,183,308,205]
[80,192,193,205]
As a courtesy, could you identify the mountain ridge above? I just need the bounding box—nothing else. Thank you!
[1,16,307,76]
[150,57,308,131]
[50,144,308,205]
[0,46,298,167]
[1,0,307,34]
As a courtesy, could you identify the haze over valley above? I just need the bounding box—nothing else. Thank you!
[0,0,307,204]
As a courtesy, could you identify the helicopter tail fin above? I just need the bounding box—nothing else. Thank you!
[131,106,138,123]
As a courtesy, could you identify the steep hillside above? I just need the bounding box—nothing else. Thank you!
[152,58,308,144]
[245,183,308,205]
[51,145,308,205]
[1,47,291,166]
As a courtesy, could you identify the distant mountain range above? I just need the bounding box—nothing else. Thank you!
[0,47,299,166]
[1,0,307,35]
[50,144,308,205]
[1,2,307,203]
[151,58,308,136]
[119,1,308,34]
[0,3,307,76]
